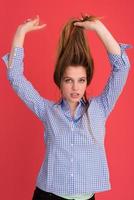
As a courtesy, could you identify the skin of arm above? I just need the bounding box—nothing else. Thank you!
[74,16,131,118]
[73,18,121,55]
[8,15,47,68]
[94,20,121,55]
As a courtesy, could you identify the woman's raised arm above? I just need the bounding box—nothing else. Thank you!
[8,15,46,68]
[2,16,52,122]
[74,16,132,118]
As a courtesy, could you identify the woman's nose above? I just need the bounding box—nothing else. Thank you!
[72,82,79,90]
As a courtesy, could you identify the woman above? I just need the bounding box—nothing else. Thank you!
[2,14,131,200]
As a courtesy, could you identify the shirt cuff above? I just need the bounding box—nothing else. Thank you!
[107,43,133,71]
[1,47,24,79]
[1,47,24,68]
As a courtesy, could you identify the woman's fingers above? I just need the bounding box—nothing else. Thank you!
[23,15,40,26]
[33,15,47,29]
[33,15,40,25]
[23,18,31,24]
[73,21,83,27]
[22,15,47,32]
[34,23,47,30]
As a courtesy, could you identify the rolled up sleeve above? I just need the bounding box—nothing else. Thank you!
[95,43,132,119]
[1,47,50,122]
[107,43,132,70]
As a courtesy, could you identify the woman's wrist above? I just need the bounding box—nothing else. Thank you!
[93,20,121,55]
[12,27,26,47]
[93,20,106,33]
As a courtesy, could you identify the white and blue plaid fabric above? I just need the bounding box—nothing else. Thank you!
[2,43,132,199]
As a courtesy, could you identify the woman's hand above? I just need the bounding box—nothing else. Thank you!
[73,14,121,55]
[16,15,47,35]
[12,15,47,47]
[73,15,103,32]
[7,15,47,68]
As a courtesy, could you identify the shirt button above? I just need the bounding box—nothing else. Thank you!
[71,158,73,162]
[71,143,73,146]
[71,123,74,130]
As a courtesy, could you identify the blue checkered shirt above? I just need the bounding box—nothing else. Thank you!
[2,43,131,199]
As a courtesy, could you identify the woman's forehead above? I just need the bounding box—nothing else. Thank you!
[63,65,86,76]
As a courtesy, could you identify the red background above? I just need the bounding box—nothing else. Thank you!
[0,0,134,199]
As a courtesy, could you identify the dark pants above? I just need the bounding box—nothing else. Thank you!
[32,187,95,200]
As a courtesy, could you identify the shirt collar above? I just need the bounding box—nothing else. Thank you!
[57,97,86,106]
[57,97,87,121]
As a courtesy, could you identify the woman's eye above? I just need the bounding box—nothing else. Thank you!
[65,79,72,83]
[79,79,86,83]
[64,79,86,83]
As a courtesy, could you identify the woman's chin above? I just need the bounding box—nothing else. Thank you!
[69,96,81,103]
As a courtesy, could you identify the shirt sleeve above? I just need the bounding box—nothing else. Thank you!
[94,43,132,119]
[1,47,51,122]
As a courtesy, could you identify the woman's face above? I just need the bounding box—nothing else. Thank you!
[60,65,87,105]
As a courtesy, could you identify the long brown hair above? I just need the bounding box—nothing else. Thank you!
[53,14,100,103]
[54,15,99,103]
[53,14,102,144]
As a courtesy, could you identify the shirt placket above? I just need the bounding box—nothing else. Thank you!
[70,121,75,188]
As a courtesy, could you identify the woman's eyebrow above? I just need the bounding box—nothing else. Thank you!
[63,76,86,79]
[62,76,73,80]
[79,77,87,79]
[63,76,71,79]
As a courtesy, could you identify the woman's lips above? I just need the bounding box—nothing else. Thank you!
[70,93,80,98]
